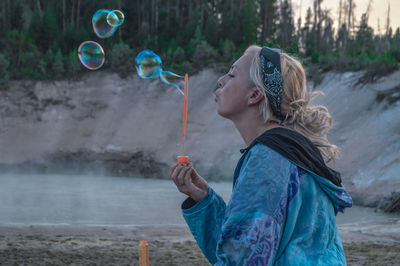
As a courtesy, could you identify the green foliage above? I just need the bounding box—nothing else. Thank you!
[0,0,399,81]
[242,0,259,45]
[110,43,134,78]
[221,39,236,63]
[0,54,10,90]
[44,49,55,78]
[52,49,65,78]
[66,51,81,79]
[192,41,217,67]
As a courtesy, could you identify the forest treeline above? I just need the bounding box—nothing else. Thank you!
[0,0,399,88]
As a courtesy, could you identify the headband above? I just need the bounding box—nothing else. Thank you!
[260,47,284,120]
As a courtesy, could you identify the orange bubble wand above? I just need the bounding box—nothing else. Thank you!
[177,74,189,165]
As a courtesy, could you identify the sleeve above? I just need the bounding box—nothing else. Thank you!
[183,144,294,266]
[182,186,227,264]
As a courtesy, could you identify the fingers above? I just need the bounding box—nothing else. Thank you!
[170,164,191,187]
[177,166,192,186]
[170,163,178,177]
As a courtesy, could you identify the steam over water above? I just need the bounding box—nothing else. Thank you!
[0,174,399,241]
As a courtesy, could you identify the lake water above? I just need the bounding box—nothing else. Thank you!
[1,174,399,240]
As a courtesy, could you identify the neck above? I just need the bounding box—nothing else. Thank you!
[232,112,282,146]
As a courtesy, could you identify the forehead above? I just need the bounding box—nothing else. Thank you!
[230,52,254,81]
[231,52,254,72]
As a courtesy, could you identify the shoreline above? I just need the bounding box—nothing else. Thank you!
[1,225,399,265]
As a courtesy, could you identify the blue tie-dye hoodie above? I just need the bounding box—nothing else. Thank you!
[181,143,353,265]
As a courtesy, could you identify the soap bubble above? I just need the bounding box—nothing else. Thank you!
[135,50,162,79]
[92,9,118,38]
[160,70,184,95]
[107,10,125,27]
[77,41,105,70]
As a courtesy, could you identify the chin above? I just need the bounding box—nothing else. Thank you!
[216,108,231,119]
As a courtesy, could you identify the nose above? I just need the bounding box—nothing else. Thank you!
[215,76,225,94]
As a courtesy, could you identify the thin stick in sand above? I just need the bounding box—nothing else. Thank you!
[139,240,150,266]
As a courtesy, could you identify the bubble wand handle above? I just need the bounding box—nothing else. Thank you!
[177,74,189,165]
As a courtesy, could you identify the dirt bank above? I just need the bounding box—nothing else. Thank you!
[0,69,399,210]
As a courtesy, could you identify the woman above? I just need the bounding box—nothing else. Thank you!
[170,45,352,265]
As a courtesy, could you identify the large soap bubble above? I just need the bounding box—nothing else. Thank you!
[135,50,162,79]
[78,41,105,70]
[92,9,118,38]
[160,70,184,94]
[107,10,125,27]
[135,50,185,95]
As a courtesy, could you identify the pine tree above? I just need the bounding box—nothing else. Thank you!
[0,54,9,90]
[204,15,218,47]
[277,0,295,49]
[52,49,65,78]
[242,0,258,45]
[355,13,374,56]
[110,43,134,78]
[66,51,80,79]
[259,0,278,42]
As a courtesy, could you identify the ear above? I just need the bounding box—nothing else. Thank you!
[248,87,264,106]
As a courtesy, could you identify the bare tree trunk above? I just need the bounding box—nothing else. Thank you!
[36,0,42,15]
[138,0,141,28]
[62,0,66,31]
[2,0,6,29]
[385,2,390,37]
[175,0,180,24]
[338,0,342,30]
[166,0,170,30]
[155,0,158,35]
[71,0,75,28]
[347,0,352,36]
[377,18,381,36]
[201,1,204,28]
[76,0,81,29]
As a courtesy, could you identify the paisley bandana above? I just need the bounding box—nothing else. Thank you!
[260,47,283,120]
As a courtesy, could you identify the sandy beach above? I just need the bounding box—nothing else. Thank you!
[1,225,399,266]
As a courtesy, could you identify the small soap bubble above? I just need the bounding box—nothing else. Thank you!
[135,50,162,79]
[160,70,184,95]
[107,10,125,27]
[92,9,118,38]
[78,41,105,70]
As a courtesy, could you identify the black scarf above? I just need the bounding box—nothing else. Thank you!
[236,127,342,187]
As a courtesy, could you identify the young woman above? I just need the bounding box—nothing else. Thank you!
[170,45,352,265]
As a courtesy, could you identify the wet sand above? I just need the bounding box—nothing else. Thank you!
[1,225,399,266]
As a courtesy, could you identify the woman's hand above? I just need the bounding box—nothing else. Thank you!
[170,162,209,202]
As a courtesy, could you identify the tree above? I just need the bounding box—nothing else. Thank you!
[41,9,58,52]
[192,40,217,67]
[277,0,295,49]
[52,49,65,78]
[259,0,278,42]
[302,7,314,56]
[110,43,134,78]
[355,13,374,56]
[0,54,9,90]
[242,0,258,45]
[66,50,81,79]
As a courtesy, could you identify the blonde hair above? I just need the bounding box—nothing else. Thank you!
[246,45,339,162]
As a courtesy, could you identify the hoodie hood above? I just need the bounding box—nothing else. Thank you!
[244,127,352,215]
[307,170,353,215]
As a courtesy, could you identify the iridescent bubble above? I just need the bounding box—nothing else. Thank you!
[160,70,184,95]
[107,10,125,27]
[135,50,162,79]
[77,41,105,70]
[92,9,118,38]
